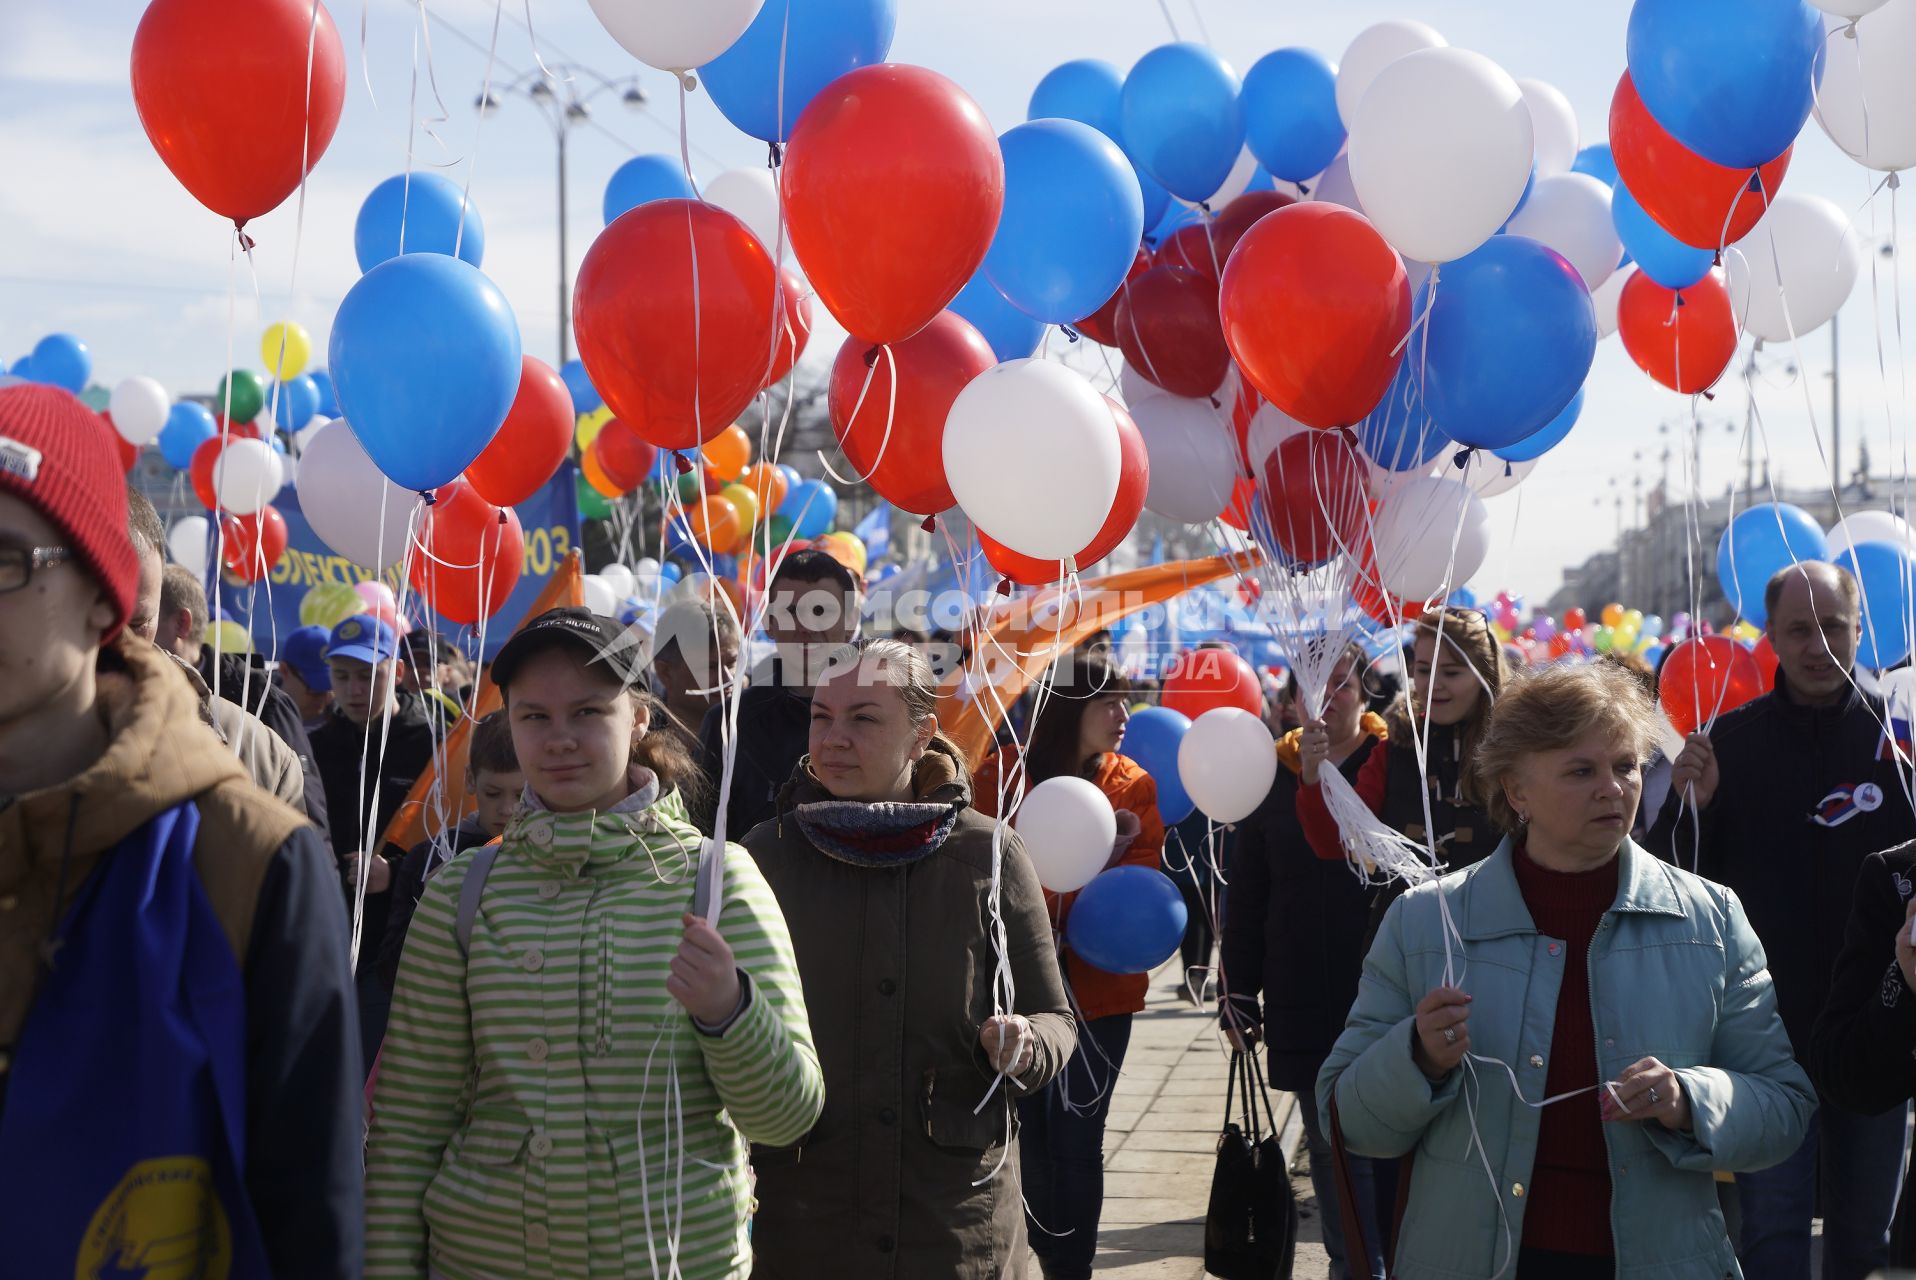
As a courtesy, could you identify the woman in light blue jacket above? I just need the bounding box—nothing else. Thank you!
[1318,661,1812,1280]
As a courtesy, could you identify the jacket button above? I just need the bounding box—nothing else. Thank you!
[878,978,897,996]
[523,949,545,973]
[878,1107,897,1126]
[1605,1037,1616,1049]
[529,1133,554,1159]
[1529,1055,1544,1069]
[1511,1182,1525,1198]
[1548,943,1561,956]
[527,1222,549,1248]
[539,880,561,899]
[877,1235,895,1253]
[529,819,554,848]
[527,1037,549,1062]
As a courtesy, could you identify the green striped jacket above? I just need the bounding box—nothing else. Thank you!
[366,789,824,1279]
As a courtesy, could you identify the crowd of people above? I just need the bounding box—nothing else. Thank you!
[5,378,1916,1280]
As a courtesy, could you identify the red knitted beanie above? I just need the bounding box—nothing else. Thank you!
[0,384,137,639]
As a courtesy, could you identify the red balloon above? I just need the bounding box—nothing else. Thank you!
[1564,607,1588,632]
[1219,474,1257,531]
[214,415,262,440]
[1659,635,1764,737]
[593,418,658,492]
[1752,634,1779,693]
[190,436,223,509]
[1259,430,1368,566]
[410,480,525,626]
[1116,265,1230,399]
[131,0,346,225]
[1210,190,1297,266]
[979,396,1149,583]
[1222,203,1410,430]
[1617,270,1737,394]
[767,267,815,387]
[782,64,1004,346]
[221,506,289,583]
[1157,224,1222,281]
[574,199,778,452]
[466,356,574,507]
[1162,648,1264,719]
[828,310,995,516]
[97,413,139,473]
[1073,247,1151,346]
[1610,73,1791,250]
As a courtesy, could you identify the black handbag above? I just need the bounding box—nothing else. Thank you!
[1203,1049,1299,1280]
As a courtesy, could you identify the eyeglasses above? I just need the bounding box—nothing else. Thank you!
[0,545,71,594]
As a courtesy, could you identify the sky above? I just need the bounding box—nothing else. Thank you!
[2,0,1909,603]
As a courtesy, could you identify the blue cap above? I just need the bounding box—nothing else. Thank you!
[324,613,400,665]
[281,625,333,691]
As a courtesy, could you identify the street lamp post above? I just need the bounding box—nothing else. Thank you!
[476,67,649,367]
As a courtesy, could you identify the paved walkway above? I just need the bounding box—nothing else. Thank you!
[1030,976,1335,1278]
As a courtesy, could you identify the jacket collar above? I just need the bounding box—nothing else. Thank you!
[1460,837,1687,941]
[1768,667,1871,731]
[776,735,972,815]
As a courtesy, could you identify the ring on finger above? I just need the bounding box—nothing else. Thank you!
[1442,1026,1458,1045]
[1647,1087,1660,1106]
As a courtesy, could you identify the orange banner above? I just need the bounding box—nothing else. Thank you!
[939,551,1258,769]
[377,549,585,854]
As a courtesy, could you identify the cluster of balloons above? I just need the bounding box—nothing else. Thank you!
[1717,501,1916,669]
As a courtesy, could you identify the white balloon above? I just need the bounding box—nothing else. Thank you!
[944,360,1122,561]
[1131,394,1238,524]
[109,376,170,446]
[1348,48,1534,265]
[1592,266,1630,338]
[581,573,618,616]
[1726,193,1863,343]
[1504,173,1619,290]
[168,516,210,579]
[1458,451,1538,498]
[704,168,785,259]
[1827,509,1916,559]
[1206,145,1261,207]
[1336,19,1446,129]
[296,420,419,571]
[1881,666,1916,729]
[599,563,637,600]
[212,438,281,515]
[292,418,330,455]
[1177,707,1277,823]
[1310,152,1363,213]
[1372,476,1491,599]
[1814,6,1916,170]
[585,0,764,72]
[1243,399,1307,475]
[1016,775,1117,893]
[1813,0,1891,23]
[1517,78,1579,176]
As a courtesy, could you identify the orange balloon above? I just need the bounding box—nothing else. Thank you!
[581,444,625,497]
[1600,602,1624,629]
[689,495,741,551]
[702,423,752,482]
[743,461,788,514]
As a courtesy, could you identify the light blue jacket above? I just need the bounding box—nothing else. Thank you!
[1318,839,1813,1280]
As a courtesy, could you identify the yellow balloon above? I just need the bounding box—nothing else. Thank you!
[576,406,614,452]
[261,321,311,379]
[1623,608,1644,630]
[211,620,254,654]
[719,483,759,530]
[300,583,362,629]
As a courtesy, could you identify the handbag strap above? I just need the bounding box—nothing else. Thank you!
[1327,1094,1378,1280]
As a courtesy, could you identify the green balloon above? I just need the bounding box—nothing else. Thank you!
[677,469,708,504]
[766,515,795,547]
[577,473,613,520]
[217,369,266,424]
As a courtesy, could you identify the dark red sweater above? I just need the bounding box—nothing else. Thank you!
[1512,843,1619,1258]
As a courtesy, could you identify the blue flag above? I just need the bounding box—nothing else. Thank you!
[854,501,893,563]
[0,802,270,1277]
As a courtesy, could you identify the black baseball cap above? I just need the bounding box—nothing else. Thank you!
[490,607,645,692]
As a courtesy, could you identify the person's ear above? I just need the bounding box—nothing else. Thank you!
[88,589,117,639]
[629,694,652,745]
[1503,778,1529,825]
[911,713,937,760]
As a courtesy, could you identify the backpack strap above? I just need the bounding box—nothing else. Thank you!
[455,844,502,959]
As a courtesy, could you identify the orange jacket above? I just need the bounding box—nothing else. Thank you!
[972,748,1169,1022]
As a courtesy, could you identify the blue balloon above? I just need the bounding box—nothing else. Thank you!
[1493,385,1585,463]
[308,368,339,418]
[702,0,896,143]
[1628,0,1823,169]
[603,155,698,225]
[1244,165,1277,194]
[780,478,838,539]
[1835,542,1916,669]
[985,119,1145,325]
[7,356,33,380]
[354,173,486,273]
[1643,641,1668,669]
[1064,865,1188,974]
[1120,43,1245,203]
[1611,182,1712,289]
[1714,502,1828,626]
[1447,585,1479,610]
[1118,708,1196,824]
[272,374,321,433]
[1421,237,1597,451]
[31,333,90,393]
[329,254,522,492]
[1241,48,1344,183]
[1572,143,1619,188]
[1357,359,1451,473]
[709,552,740,580]
[1150,198,1203,245]
[560,359,601,415]
[658,559,683,585]
[1030,59,1125,140]
[159,401,218,469]
[948,269,1046,361]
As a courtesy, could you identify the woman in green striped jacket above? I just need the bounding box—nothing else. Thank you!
[367,607,824,1279]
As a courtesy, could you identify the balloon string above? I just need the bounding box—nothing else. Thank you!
[450,0,504,264]
[678,77,704,200]
[817,346,900,487]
